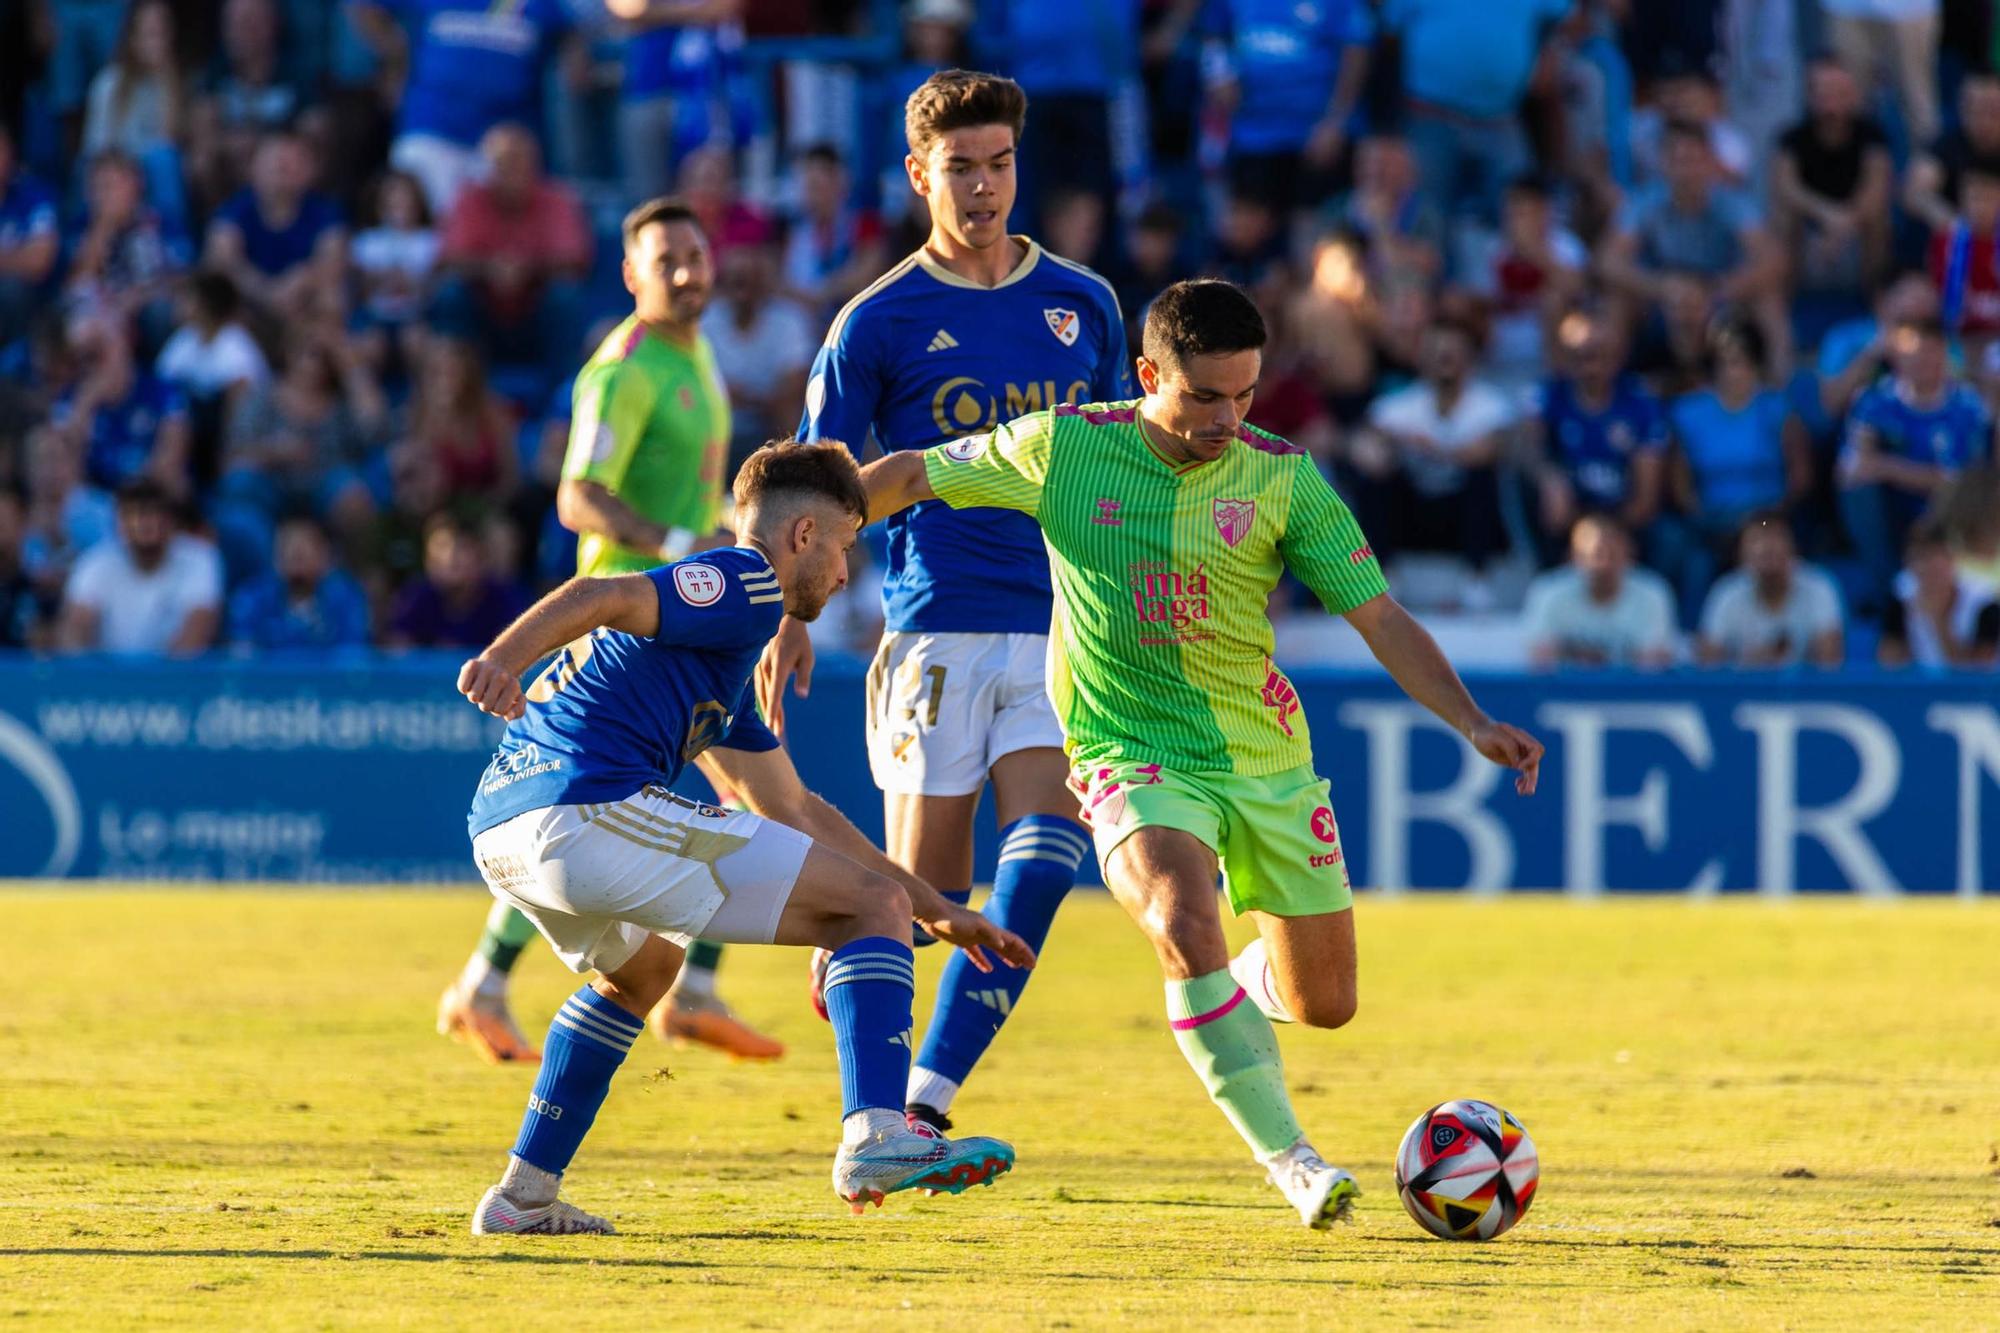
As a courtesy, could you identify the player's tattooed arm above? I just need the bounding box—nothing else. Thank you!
[456,574,661,720]
[1344,594,1545,796]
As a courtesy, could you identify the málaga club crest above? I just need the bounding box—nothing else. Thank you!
[1213,498,1256,547]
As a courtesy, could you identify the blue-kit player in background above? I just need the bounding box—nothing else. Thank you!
[456,442,1034,1234]
[764,70,1129,1135]
[347,0,579,216]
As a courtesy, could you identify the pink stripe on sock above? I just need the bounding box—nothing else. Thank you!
[1169,986,1247,1030]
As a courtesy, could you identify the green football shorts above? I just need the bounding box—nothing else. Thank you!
[1070,758,1354,917]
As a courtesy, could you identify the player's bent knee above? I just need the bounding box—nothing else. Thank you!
[1292,986,1357,1031]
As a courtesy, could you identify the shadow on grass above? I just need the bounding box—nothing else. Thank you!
[0,1247,715,1269]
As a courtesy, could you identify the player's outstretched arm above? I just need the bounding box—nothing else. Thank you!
[456,574,660,720]
[856,450,937,523]
[697,745,1036,972]
[1343,594,1544,796]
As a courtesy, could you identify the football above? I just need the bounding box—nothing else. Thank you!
[1394,1099,1540,1240]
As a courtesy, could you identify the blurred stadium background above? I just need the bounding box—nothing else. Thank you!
[0,0,1995,889]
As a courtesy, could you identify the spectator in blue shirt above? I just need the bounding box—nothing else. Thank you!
[187,0,306,214]
[1379,0,1572,226]
[610,0,745,204]
[348,0,578,217]
[976,0,1141,231]
[1816,271,1948,421]
[203,128,347,325]
[1202,0,1372,222]
[0,122,60,344]
[1532,311,1666,557]
[1664,319,1809,620]
[1601,119,1790,378]
[1840,317,1996,610]
[49,314,194,494]
[228,512,373,651]
[64,150,192,350]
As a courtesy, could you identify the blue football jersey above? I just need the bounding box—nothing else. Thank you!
[1538,374,1666,509]
[466,548,783,836]
[1843,380,1992,474]
[798,241,1131,633]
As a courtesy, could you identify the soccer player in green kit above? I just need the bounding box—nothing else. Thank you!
[437,197,785,1064]
[856,279,1545,1228]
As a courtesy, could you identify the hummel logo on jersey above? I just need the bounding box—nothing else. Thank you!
[926,329,959,353]
[1092,498,1123,525]
[966,988,1014,1015]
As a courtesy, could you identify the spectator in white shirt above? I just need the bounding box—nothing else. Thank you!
[1524,514,1677,669]
[1696,511,1845,668]
[156,269,270,401]
[57,477,222,656]
[1878,517,2000,668]
[1352,313,1515,607]
[700,240,815,457]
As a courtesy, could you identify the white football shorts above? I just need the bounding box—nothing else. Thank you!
[863,630,1065,797]
[471,784,812,975]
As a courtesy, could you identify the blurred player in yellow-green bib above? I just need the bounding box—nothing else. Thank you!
[436,197,785,1065]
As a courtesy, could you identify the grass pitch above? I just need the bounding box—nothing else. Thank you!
[2,889,1997,1330]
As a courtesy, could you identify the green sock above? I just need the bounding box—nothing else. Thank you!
[479,902,540,974]
[1167,969,1303,1160]
[673,940,724,1000]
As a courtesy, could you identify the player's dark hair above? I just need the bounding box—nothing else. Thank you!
[1141,279,1267,370]
[734,440,868,525]
[904,69,1028,157]
[621,195,704,250]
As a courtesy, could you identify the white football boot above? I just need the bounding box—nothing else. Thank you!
[831,1120,1015,1214]
[1266,1144,1359,1230]
[470,1185,616,1236]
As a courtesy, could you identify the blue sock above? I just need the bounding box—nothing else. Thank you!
[822,937,916,1117]
[510,987,645,1175]
[910,815,1089,1108]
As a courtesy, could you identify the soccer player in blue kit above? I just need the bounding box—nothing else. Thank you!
[457,443,1034,1234]
[760,70,1131,1134]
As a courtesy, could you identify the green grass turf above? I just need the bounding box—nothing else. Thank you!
[2,889,1997,1329]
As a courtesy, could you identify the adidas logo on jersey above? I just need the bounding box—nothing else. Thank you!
[966,988,1013,1015]
[926,329,959,353]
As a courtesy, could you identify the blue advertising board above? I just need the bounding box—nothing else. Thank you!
[1,656,1995,893]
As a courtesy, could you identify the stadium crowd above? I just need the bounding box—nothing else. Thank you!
[0,0,1997,670]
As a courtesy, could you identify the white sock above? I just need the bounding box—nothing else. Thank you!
[459,952,507,1003]
[1257,1137,1317,1171]
[500,1154,561,1206]
[905,1068,960,1114]
[842,1107,907,1145]
[670,963,717,1003]
[1229,938,1294,1024]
